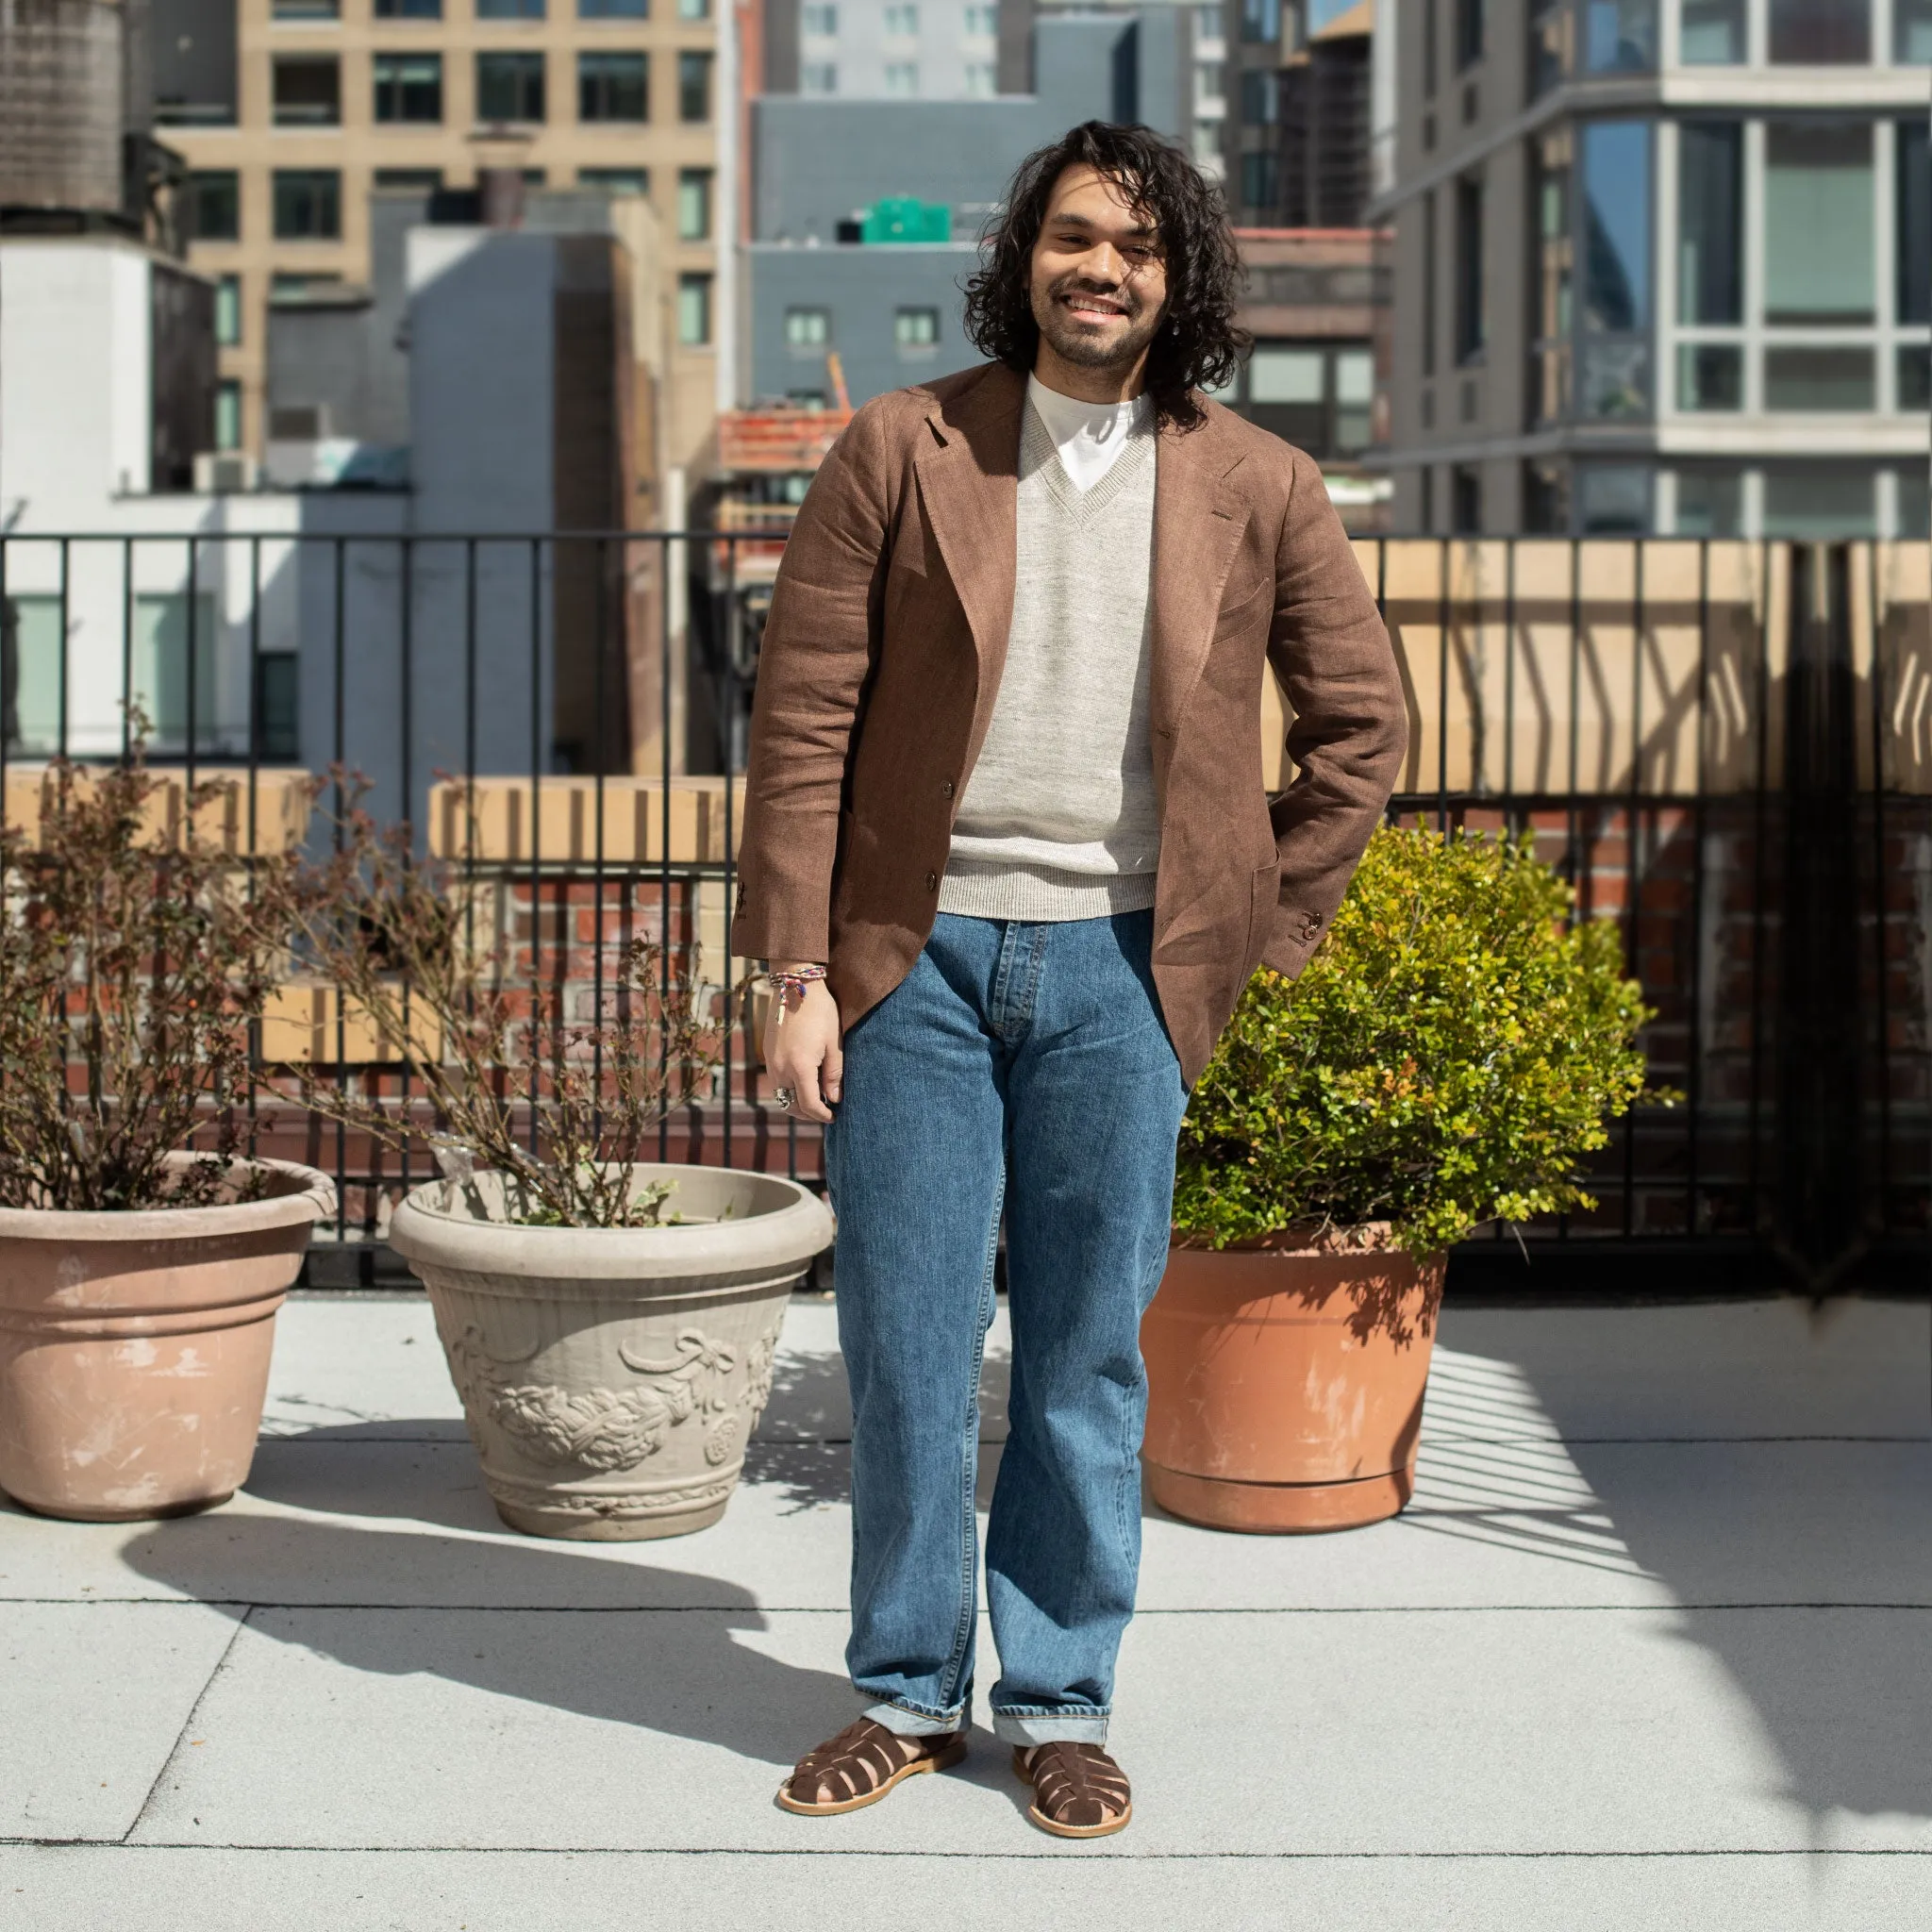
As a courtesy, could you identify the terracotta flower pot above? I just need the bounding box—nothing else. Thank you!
[1141,1228,1445,1534]
[389,1165,834,1541]
[0,1158,336,1523]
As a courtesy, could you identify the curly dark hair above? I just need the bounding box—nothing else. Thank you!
[962,121,1248,431]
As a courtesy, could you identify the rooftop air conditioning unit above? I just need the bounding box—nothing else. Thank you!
[194,451,259,494]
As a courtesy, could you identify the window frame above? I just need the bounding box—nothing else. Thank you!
[271,170,342,242]
[372,51,444,125]
[475,50,546,125]
[577,49,649,123]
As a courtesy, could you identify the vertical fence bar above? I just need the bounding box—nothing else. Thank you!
[722,534,740,1174]
[1622,540,1644,1237]
[332,537,349,1249]
[529,537,543,1160]
[1686,539,1709,1236]
[659,530,675,1161]
[1866,541,1892,1231]
[245,536,263,1161]
[1746,540,1772,1235]
[1436,536,1450,828]
[121,537,135,762]
[592,536,608,1141]
[184,535,199,791]
[56,538,71,756]
[397,536,415,1214]
[0,534,8,795]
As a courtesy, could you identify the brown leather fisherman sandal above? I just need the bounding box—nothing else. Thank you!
[1012,1741,1133,1839]
[776,1718,967,1816]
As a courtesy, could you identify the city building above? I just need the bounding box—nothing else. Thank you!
[761,0,1005,97]
[149,0,726,467]
[1372,0,1932,536]
[1276,0,1372,226]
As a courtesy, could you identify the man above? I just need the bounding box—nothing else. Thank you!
[731,121,1407,1839]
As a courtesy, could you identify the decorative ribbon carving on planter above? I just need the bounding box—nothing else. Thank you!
[443,1320,785,1474]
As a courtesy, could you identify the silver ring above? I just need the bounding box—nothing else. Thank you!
[772,1086,794,1111]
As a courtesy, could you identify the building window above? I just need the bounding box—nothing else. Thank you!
[1577,466,1650,534]
[1583,0,1656,71]
[1900,0,1932,61]
[1765,123,1874,325]
[964,62,993,93]
[1455,173,1485,362]
[1681,0,1745,61]
[1526,129,1572,424]
[1523,458,1567,533]
[188,170,240,242]
[1240,70,1276,125]
[375,0,442,14]
[1580,124,1649,323]
[132,594,219,748]
[1241,0,1279,44]
[272,171,341,241]
[373,53,442,124]
[677,0,708,16]
[1677,342,1742,409]
[1765,346,1875,409]
[375,168,442,190]
[895,307,940,347]
[785,307,830,347]
[885,61,919,93]
[1456,0,1484,68]
[1674,469,1743,537]
[475,0,544,16]
[1335,347,1373,450]
[1769,0,1870,63]
[1526,1,1571,94]
[255,656,301,764]
[213,275,242,346]
[1678,122,1741,325]
[677,168,711,240]
[1421,187,1438,377]
[215,380,242,453]
[1898,345,1932,408]
[1899,122,1930,322]
[803,2,836,27]
[270,272,341,300]
[1764,468,1874,536]
[578,0,646,14]
[803,63,838,92]
[1451,464,1481,534]
[883,3,918,30]
[1895,468,1931,537]
[273,0,338,19]
[579,51,647,121]
[678,50,712,121]
[1424,0,1439,93]
[272,57,341,128]
[1241,151,1277,210]
[963,3,995,32]
[579,167,649,193]
[678,273,712,345]
[477,52,545,123]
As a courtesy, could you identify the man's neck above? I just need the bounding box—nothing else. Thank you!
[1032,346,1147,408]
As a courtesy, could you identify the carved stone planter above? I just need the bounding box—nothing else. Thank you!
[389,1166,834,1541]
[0,1158,335,1523]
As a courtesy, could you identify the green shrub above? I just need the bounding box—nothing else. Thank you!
[1173,824,1659,1257]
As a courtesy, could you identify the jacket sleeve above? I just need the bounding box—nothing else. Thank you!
[1260,446,1409,977]
[728,396,894,966]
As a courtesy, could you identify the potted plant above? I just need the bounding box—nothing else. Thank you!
[285,803,831,1541]
[1143,824,1657,1533]
[0,744,334,1523]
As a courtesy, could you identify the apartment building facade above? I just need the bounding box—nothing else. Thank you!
[1375,0,1932,537]
[151,0,724,464]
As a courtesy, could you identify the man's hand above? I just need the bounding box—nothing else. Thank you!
[763,972,843,1124]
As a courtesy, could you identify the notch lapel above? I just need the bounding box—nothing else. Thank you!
[1149,419,1250,804]
[912,365,1024,739]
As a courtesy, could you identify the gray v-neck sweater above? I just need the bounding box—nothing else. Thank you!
[937,399,1161,923]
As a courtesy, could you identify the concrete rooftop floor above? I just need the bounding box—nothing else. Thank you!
[2,1288,1929,1929]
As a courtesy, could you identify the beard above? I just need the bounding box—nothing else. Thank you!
[1032,273,1165,373]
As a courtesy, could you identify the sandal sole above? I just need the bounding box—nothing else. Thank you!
[775,1737,967,1816]
[1011,1750,1133,1839]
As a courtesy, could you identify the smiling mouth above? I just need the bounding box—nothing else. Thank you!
[1061,293,1130,325]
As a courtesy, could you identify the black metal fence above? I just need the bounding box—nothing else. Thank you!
[2,529,1926,1290]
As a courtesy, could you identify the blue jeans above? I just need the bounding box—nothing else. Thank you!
[823,909,1189,1747]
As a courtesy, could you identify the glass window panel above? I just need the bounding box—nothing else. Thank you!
[1526,1,1571,95]
[1456,173,1485,360]
[132,594,218,747]
[785,308,829,346]
[1241,0,1280,43]
[1763,468,1874,536]
[1899,123,1930,323]
[375,0,443,14]
[1248,346,1325,402]
[476,52,545,122]
[214,275,242,346]
[579,52,647,122]
[1581,338,1650,416]
[1674,469,1742,537]
[1527,129,1572,425]
[1584,0,1657,72]
[679,51,712,121]
[1678,122,1741,325]
[476,0,544,16]
[375,168,442,190]
[254,655,300,764]
[678,0,708,15]
[1678,342,1742,409]
[274,0,338,19]
[1899,0,1932,60]
[579,0,646,13]
[1577,465,1652,533]
[1764,124,1874,325]
[215,381,242,451]
[894,308,940,346]
[1897,469,1932,538]
[1769,0,1870,62]
[1680,0,1745,62]
[1765,346,1875,409]
[1899,345,1932,410]
[5,596,65,755]
[272,58,341,129]
[188,171,240,242]
[1335,348,1374,404]
[678,273,712,345]
[1581,121,1651,331]
[272,171,341,241]
[1457,0,1486,69]
[1523,458,1569,534]
[677,169,710,240]
[579,167,648,194]
[373,53,442,124]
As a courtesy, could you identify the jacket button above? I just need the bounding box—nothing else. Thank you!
[924,870,939,891]
[941,779,955,798]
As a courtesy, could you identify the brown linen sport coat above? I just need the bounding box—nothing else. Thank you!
[729,361,1407,1088]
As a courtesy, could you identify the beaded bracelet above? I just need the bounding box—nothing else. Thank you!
[769,964,827,1023]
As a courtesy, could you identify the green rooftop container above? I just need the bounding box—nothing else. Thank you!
[861,197,952,243]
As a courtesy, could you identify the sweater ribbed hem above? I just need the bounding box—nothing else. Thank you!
[935,859,1158,923]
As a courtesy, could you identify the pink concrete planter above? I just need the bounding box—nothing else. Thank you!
[0,1158,335,1522]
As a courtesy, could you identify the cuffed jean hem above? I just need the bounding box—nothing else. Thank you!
[863,1699,968,1738]
[991,1710,1111,1747]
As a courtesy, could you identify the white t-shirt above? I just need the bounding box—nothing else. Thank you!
[1024,374,1154,493]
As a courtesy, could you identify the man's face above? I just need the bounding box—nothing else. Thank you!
[1027,164,1170,375]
